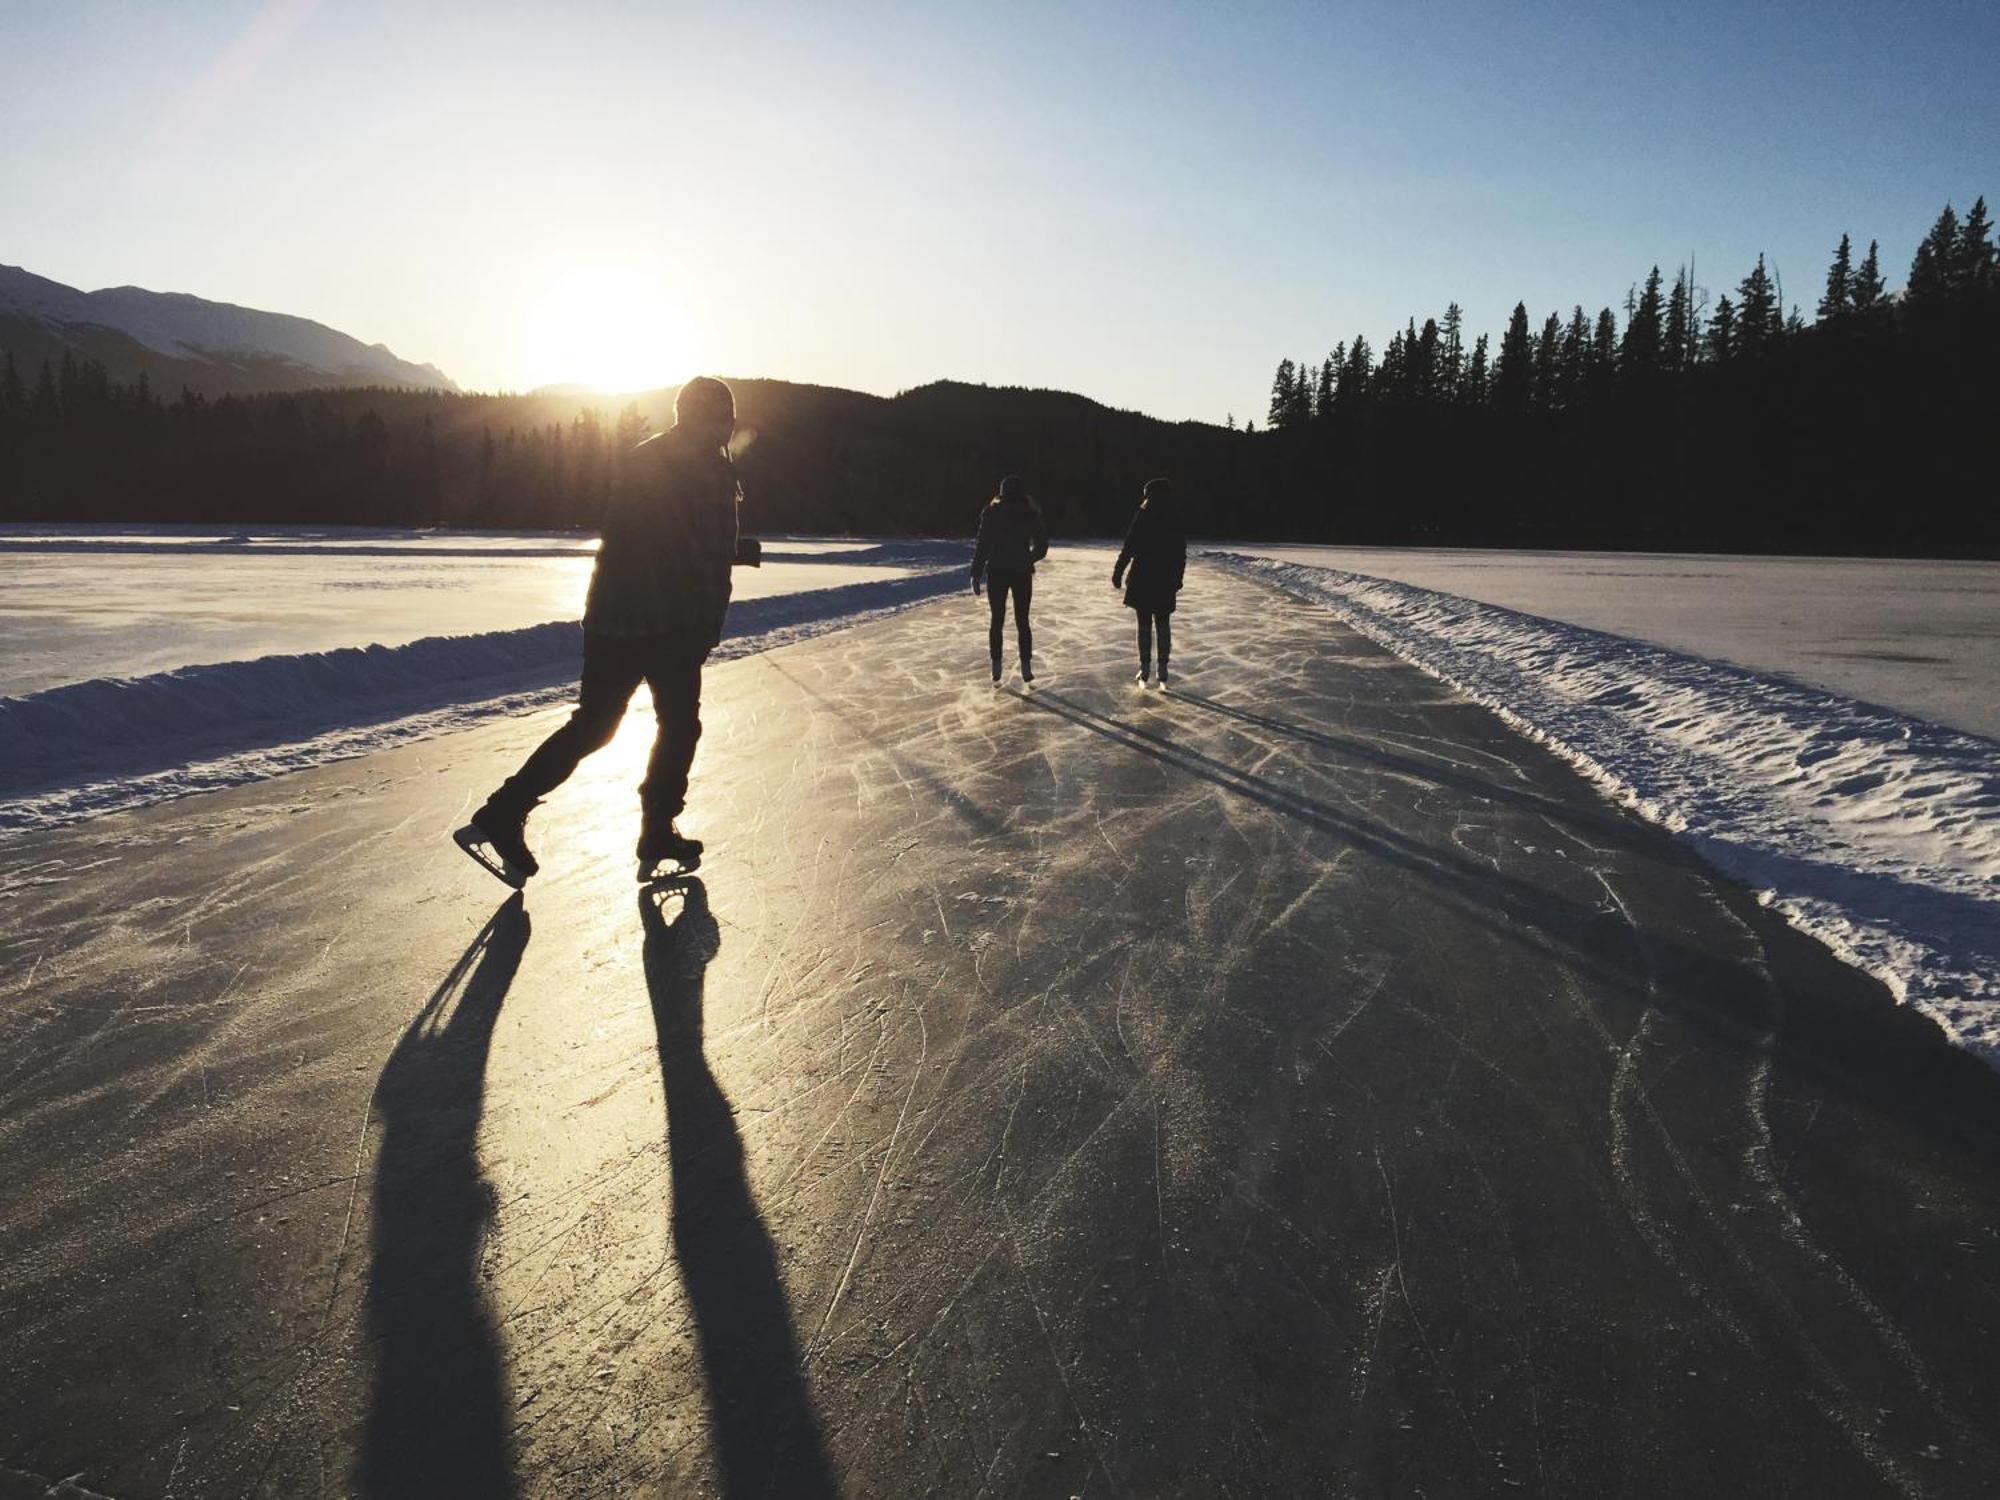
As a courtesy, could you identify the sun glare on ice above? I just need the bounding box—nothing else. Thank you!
[520,268,697,395]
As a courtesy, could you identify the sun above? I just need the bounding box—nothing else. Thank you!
[519,267,697,394]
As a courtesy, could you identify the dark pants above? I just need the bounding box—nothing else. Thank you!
[495,631,706,825]
[987,571,1032,667]
[1137,609,1172,670]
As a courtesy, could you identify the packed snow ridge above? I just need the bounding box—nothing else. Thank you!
[1212,554,2000,1068]
[0,568,961,831]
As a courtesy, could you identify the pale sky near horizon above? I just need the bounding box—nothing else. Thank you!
[5,0,1997,422]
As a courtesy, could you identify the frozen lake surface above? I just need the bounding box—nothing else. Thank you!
[1229,545,2000,741]
[0,528,907,695]
[0,527,964,828]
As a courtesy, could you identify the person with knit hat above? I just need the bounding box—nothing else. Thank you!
[456,376,758,886]
[970,474,1050,686]
[1111,477,1186,688]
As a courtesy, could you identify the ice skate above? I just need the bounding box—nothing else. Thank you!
[637,821,704,881]
[1157,663,1172,691]
[454,799,539,889]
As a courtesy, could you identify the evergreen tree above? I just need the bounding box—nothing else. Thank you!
[1439,302,1465,402]
[1735,255,1781,355]
[1491,303,1532,411]
[1377,330,1408,399]
[1558,306,1590,406]
[1464,333,1489,404]
[1959,197,1996,292]
[1591,307,1618,386]
[1663,267,1693,369]
[1907,204,1959,303]
[1289,357,1316,425]
[1314,354,1336,417]
[1343,335,1374,404]
[1706,294,1736,362]
[1531,312,1562,409]
[1268,359,1297,430]
[1851,239,1886,311]
[1817,233,1852,322]
[1622,265,1665,376]
[1414,318,1441,402]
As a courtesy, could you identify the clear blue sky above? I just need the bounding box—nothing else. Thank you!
[4,0,1996,421]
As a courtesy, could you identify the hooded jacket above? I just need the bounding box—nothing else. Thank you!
[1113,499,1187,612]
[971,496,1050,583]
[585,428,741,648]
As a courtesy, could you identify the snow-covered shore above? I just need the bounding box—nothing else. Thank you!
[0,568,962,830]
[1212,553,2000,1068]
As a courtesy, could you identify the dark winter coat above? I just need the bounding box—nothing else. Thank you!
[585,428,741,648]
[1113,500,1186,612]
[970,496,1050,583]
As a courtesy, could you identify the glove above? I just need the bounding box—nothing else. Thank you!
[1111,568,1124,588]
[970,569,984,596]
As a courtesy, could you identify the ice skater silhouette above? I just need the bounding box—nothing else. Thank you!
[456,377,760,887]
[1112,477,1186,688]
[970,474,1050,687]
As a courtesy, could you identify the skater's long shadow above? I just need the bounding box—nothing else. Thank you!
[641,878,837,1499]
[358,893,528,1500]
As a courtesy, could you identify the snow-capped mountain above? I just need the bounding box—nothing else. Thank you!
[0,265,455,395]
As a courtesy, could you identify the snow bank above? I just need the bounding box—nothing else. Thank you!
[0,569,962,831]
[1211,553,2000,1067]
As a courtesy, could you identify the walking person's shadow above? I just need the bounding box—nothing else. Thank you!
[358,893,529,1500]
[640,878,836,1498]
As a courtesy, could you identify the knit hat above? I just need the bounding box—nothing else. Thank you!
[675,376,735,428]
[1142,477,1174,501]
[998,474,1028,501]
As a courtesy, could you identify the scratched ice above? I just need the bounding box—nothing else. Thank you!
[1215,553,2000,1068]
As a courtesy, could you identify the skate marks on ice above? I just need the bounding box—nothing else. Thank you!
[1210,553,2000,1069]
[1046,574,1994,1489]
[2,559,2000,1494]
[623,561,2000,1496]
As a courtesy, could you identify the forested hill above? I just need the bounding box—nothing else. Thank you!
[0,369,1265,541]
[4,193,1999,555]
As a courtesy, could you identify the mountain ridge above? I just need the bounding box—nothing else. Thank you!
[0,265,455,396]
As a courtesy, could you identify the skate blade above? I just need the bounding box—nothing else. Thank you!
[637,854,702,884]
[454,825,528,889]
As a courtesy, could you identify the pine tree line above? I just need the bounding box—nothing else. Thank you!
[1253,197,1996,555]
[0,362,662,530]
[2,198,1994,553]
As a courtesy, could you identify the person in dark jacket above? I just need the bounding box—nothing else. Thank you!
[970,474,1051,686]
[1111,477,1186,688]
[456,376,759,886]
